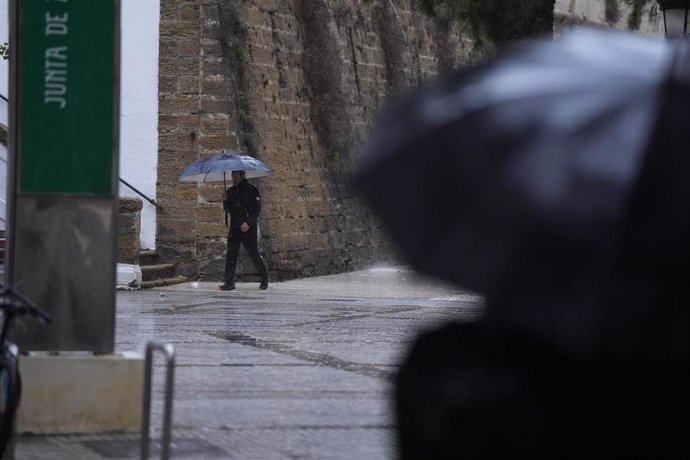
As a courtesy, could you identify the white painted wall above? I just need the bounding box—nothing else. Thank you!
[119,0,160,250]
[0,1,160,249]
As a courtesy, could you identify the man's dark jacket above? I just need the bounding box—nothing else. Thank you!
[223,179,261,230]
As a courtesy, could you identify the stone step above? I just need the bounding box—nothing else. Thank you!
[140,275,188,289]
[141,263,176,282]
[137,250,186,289]
[139,249,158,266]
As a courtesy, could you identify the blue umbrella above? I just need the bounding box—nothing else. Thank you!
[179,151,272,225]
[178,152,272,184]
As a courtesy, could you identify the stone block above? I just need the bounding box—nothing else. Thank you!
[156,243,195,263]
[17,353,144,434]
[197,220,225,238]
[201,4,219,22]
[247,5,272,28]
[162,202,199,222]
[198,133,237,151]
[160,3,176,21]
[158,75,177,95]
[118,196,143,214]
[199,96,234,114]
[159,115,178,133]
[157,217,197,242]
[201,37,222,56]
[161,21,199,39]
[178,75,201,94]
[197,204,224,222]
[198,257,224,280]
[117,197,142,264]
[201,56,224,76]
[176,258,198,277]
[201,77,230,98]
[179,4,199,22]
[176,37,200,57]
[159,38,176,57]
[200,113,230,134]
[158,166,191,189]
[197,240,226,258]
[159,97,201,116]
[160,57,198,78]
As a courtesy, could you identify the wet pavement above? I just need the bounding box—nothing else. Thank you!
[14,266,483,459]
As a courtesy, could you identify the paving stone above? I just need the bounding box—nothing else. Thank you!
[13,267,482,459]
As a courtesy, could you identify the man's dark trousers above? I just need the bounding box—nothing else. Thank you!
[224,227,268,286]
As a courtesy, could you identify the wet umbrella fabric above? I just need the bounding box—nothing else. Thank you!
[178,152,272,183]
[353,29,690,362]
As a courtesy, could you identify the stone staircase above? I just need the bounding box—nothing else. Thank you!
[139,249,187,289]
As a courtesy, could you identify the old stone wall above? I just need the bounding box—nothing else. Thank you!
[157,0,470,281]
[117,197,142,265]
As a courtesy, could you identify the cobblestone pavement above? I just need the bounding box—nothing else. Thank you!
[14,267,483,459]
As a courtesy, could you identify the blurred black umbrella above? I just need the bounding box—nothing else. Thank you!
[353,29,689,361]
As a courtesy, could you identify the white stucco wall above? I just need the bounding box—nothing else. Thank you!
[119,0,159,250]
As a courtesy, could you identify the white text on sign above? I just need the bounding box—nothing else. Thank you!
[44,10,68,109]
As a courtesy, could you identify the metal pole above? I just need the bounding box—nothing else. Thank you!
[141,342,175,460]
[4,344,19,460]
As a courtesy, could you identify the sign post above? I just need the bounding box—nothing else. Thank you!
[8,0,120,352]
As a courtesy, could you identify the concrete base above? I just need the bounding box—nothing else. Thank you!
[16,352,144,434]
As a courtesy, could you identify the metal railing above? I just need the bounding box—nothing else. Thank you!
[141,341,175,460]
[119,178,163,211]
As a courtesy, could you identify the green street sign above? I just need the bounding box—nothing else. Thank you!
[20,0,115,195]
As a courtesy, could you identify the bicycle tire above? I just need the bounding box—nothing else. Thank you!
[0,345,20,459]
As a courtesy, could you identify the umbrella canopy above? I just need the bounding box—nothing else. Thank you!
[178,152,272,183]
[353,29,690,361]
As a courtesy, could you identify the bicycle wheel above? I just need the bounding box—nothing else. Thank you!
[0,344,20,459]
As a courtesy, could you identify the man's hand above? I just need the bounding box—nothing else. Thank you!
[241,223,249,232]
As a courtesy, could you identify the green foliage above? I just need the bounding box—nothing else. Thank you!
[417,0,555,50]
[417,0,495,50]
[605,0,621,23]
[622,0,657,30]
[605,0,658,30]
[413,0,661,53]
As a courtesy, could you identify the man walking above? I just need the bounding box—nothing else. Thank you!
[219,170,269,290]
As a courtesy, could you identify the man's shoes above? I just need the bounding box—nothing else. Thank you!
[259,281,268,290]
[218,284,235,291]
